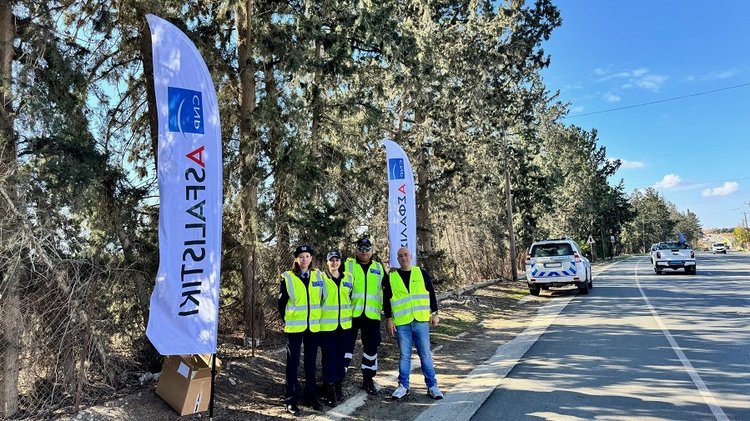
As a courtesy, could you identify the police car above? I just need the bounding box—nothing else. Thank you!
[525,239,592,296]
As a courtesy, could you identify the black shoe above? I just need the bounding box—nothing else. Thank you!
[362,379,378,396]
[286,402,300,416]
[335,381,344,402]
[323,384,336,406]
[302,398,323,411]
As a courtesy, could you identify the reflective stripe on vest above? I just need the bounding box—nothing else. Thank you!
[283,270,324,333]
[389,267,431,326]
[346,258,383,320]
[320,272,354,331]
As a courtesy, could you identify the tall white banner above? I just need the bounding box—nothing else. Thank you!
[383,140,417,267]
[145,14,222,355]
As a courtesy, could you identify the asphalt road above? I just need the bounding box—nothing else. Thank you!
[472,252,750,421]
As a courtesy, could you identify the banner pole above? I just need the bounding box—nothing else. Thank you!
[209,353,217,420]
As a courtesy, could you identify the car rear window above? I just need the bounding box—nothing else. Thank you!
[659,242,685,250]
[531,243,573,257]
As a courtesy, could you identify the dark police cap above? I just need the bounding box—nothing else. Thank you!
[326,250,342,260]
[293,244,314,257]
[354,238,373,251]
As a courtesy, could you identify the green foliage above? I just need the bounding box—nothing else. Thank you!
[4,1,704,416]
[733,226,750,248]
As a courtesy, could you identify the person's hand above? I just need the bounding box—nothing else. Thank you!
[430,313,440,327]
[386,318,396,336]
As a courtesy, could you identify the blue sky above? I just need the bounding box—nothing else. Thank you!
[540,0,750,229]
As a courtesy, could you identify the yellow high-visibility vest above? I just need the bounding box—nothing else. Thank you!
[389,267,431,326]
[282,270,323,333]
[320,271,354,331]
[345,258,383,320]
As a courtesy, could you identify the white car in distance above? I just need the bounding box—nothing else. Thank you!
[711,242,727,254]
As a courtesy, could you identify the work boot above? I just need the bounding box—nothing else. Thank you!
[285,402,301,416]
[302,397,323,411]
[362,378,378,396]
[323,383,336,406]
[335,380,344,403]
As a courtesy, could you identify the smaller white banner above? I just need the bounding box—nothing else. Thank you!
[383,140,417,267]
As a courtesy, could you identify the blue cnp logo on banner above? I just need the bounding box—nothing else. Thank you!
[168,87,204,134]
[388,158,405,180]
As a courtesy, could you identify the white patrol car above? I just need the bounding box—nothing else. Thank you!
[525,239,592,296]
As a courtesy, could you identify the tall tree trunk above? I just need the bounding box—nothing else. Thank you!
[263,63,290,266]
[416,128,436,275]
[140,18,159,167]
[237,0,265,345]
[310,39,323,158]
[0,0,20,416]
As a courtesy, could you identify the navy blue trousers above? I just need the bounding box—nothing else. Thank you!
[285,331,318,403]
[344,315,381,380]
[320,327,350,384]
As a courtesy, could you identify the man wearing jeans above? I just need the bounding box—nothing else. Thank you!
[384,247,444,400]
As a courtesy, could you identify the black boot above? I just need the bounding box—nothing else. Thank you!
[286,401,300,416]
[362,378,377,395]
[302,397,322,411]
[323,383,336,406]
[335,380,344,403]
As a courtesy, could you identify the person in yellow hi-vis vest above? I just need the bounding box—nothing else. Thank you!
[385,247,444,401]
[343,238,386,395]
[277,244,324,416]
[318,250,354,406]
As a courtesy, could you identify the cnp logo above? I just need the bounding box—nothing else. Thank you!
[388,158,405,180]
[168,87,204,134]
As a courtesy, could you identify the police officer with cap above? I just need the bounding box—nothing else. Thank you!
[318,250,354,405]
[278,244,324,415]
[343,238,386,395]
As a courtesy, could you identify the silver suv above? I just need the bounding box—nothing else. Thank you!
[525,239,593,296]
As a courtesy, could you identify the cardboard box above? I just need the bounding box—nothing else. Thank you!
[156,354,222,416]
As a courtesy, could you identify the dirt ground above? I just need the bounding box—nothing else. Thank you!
[53,279,555,421]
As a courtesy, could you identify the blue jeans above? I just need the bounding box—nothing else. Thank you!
[395,321,437,388]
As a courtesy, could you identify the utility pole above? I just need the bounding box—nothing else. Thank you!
[505,162,518,282]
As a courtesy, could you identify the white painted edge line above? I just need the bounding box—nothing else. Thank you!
[413,257,628,421]
[315,345,445,420]
[315,258,629,420]
[413,296,572,421]
[634,260,729,421]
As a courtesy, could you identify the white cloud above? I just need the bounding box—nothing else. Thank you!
[653,174,682,189]
[595,67,668,92]
[633,74,669,91]
[609,158,645,169]
[603,92,621,102]
[570,105,584,113]
[707,69,739,80]
[620,159,645,169]
[702,181,740,197]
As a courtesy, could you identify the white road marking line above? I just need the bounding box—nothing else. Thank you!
[414,258,628,421]
[316,345,444,420]
[634,260,729,421]
[322,257,628,421]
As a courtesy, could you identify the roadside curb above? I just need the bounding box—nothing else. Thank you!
[414,257,628,421]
